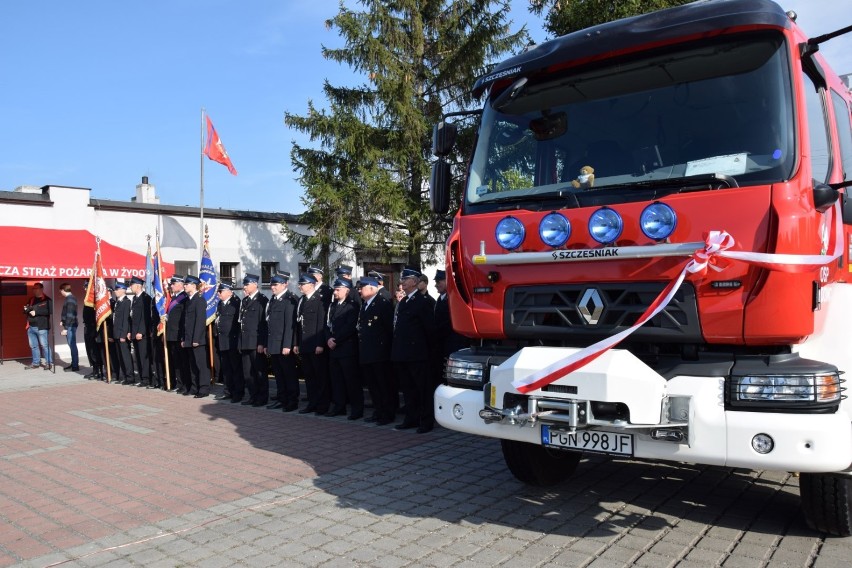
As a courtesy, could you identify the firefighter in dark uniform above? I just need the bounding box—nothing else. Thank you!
[335,265,361,308]
[128,276,153,387]
[166,276,190,393]
[326,278,361,418]
[308,266,332,310]
[368,270,393,303]
[295,273,330,414]
[266,272,300,411]
[181,275,210,397]
[214,281,243,402]
[357,276,395,425]
[433,269,468,387]
[238,273,269,406]
[112,281,135,383]
[82,280,105,380]
[391,267,436,433]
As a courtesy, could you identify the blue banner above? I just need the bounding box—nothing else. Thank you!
[200,243,218,325]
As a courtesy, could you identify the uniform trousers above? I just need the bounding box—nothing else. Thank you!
[116,339,134,380]
[270,353,299,408]
[241,349,268,404]
[330,356,362,417]
[362,360,394,422]
[132,336,151,384]
[300,351,330,413]
[395,360,433,428]
[167,340,190,392]
[185,345,211,396]
[218,347,242,400]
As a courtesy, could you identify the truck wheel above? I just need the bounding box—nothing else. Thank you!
[799,472,852,536]
[500,439,581,486]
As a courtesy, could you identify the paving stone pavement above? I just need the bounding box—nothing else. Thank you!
[1,359,851,567]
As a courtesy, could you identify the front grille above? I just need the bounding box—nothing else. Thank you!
[504,282,701,343]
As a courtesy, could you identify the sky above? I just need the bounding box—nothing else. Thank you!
[1,1,850,215]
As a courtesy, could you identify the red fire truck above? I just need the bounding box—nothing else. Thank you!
[429,0,852,535]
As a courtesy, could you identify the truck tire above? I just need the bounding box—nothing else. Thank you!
[500,439,581,486]
[799,472,852,536]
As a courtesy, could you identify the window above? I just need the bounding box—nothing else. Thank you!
[261,262,279,287]
[219,262,239,285]
[174,261,197,277]
[804,74,831,183]
[831,90,852,182]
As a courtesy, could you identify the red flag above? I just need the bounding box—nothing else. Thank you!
[87,248,112,330]
[204,115,238,175]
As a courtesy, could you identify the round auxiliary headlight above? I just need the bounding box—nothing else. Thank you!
[495,216,525,250]
[588,208,623,244]
[539,212,571,247]
[640,203,677,240]
[751,433,774,454]
[452,404,464,420]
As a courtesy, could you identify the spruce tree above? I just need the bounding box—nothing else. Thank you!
[284,0,527,270]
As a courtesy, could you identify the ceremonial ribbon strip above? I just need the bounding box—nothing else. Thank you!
[511,217,846,394]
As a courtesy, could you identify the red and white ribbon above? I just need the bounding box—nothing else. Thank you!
[512,218,845,394]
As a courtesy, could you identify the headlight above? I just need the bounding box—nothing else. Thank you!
[588,208,623,244]
[539,212,571,247]
[495,216,525,250]
[731,373,843,406]
[445,358,485,386]
[640,202,677,240]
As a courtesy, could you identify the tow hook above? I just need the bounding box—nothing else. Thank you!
[479,405,534,426]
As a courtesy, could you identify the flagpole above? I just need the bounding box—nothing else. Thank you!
[200,107,205,265]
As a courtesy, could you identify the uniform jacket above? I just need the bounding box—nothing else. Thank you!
[316,283,332,310]
[266,290,297,354]
[377,287,393,303]
[112,296,132,340]
[435,294,468,357]
[357,294,393,364]
[183,293,207,346]
[129,292,153,336]
[325,296,358,360]
[215,295,241,351]
[238,292,269,350]
[391,291,435,362]
[165,292,187,342]
[296,291,327,352]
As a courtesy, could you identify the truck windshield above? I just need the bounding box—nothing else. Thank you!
[466,32,794,207]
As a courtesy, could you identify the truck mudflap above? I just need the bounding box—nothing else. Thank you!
[434,347,852,473]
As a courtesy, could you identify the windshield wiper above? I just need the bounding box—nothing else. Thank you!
[485,188,581,210]
[604,173,738,193]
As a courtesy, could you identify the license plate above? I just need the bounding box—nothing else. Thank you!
[541,425,634,456]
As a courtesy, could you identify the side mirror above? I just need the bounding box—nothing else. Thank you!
[432,121,457,157]
[813,182,840,213]
[430,159,451,215]
[842,191,852,225]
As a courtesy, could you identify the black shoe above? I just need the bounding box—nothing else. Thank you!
[194,393,209,398]
[416,425,433,434]
[298,406,316,414]
[347,414,363,421]
[146,385,158,389]
[364,415,378,423]
[251,400,267,407]
[84,372,96,379]
[230,397,243,403]
[214,393,230,400]
[63,365,79,372]
[267,401,284,410]
[182,391,193,396]
[283,404,298,412]
[394,422,417,431]
[121,380,135,386]
[376,418,393,426]
[241,399,256,405]
[324,408,345,417]
[136,382,149,387]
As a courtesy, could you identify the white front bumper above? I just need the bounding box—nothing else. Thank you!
[434,347,852,473]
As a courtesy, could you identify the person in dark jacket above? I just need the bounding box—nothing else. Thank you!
[166,276,190,393]
[357,276,395,425]
[112,281,135,383]
[326,278,361,419]
[266,272,299,411]
[214,281,243,402]
[81,280,104,380]
[295,273,330,414]
[238,273,269,406]
[391,267,436,433]
[128,276,153,387]
[58,282,79,372]
[182,275,210,397]
[24,282,52,370]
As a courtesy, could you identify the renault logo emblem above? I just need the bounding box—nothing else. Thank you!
[578,288,604,325]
